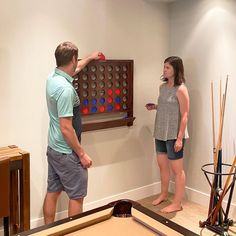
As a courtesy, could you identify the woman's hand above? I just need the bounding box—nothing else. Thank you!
[174,138,183,152]
[145,103,157,110]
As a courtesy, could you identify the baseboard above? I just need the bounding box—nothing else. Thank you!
[1,181,235,235]
[170,181,236,217]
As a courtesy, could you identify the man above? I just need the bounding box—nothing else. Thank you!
[43,42,100,224]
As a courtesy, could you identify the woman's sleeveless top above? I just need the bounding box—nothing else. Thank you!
[154,83,189,141]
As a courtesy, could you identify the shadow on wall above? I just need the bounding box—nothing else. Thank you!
[0,48,12,144]
[138,125,156,157]
[183,58,204,177]
[0,49,11,96]
[81,124,155,167]
[184,88,203,173]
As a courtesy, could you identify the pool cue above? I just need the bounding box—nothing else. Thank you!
[224,166,236,222]
[211,156,236,225]
[217,149,223,225]
[207,82,216,219]
[217,80,224,225]
[207,91,224,222]
[219,79,222,188]
[224,140,236,223]
[213,77,228,170]
[217,80,225,225]
[211,82,216,153]
[220,79,222,118]
[214,94,225,169]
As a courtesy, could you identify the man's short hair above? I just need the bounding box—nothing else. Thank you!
[55,42,78,67]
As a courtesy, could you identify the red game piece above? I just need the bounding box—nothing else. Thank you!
[108,97,113,103]
[115,104,121,111]
[100,106,105,112]
[115,89,121,95]
[82,107,89,114]
[98,52,106,61]
[107,89,113,95]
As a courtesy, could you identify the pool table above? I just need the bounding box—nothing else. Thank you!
[16,200,198,236]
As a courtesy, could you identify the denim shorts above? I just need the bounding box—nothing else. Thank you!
[46,146,88,199]
[155,139,185,160]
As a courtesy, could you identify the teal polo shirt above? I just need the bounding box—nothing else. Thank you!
[46,68,79,154]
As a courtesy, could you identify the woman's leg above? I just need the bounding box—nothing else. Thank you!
[152,153,170,205]
[161,158,185,213]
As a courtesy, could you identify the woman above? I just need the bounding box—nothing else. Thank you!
[146,56,189,213]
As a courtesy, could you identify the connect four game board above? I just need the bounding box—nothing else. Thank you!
[73,60,135,131]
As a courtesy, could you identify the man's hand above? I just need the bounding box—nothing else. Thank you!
[90,51,101,60]
[74,51,103,76]
[79,152,92,169]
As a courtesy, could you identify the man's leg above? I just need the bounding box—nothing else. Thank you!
[68,198,84,216]
[43,191,61,224]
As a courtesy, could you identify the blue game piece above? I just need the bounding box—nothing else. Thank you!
[108,105,113,111]
[92,98,97,105]
[100,97,105,104]
[91,107,97,113]
[83,99,89,105]
[115,96,121,103]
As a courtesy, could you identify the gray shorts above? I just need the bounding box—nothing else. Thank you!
[46,146,88,199]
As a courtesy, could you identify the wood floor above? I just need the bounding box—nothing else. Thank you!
[137,194,236,236]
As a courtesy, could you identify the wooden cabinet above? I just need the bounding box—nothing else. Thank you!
[0,145,30,235]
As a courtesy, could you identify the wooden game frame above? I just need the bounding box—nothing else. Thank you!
[73,60,135,132]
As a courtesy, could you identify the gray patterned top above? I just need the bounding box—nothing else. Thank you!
[154,83,189,140]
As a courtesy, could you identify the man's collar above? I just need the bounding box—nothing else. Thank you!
[55,68,74,83]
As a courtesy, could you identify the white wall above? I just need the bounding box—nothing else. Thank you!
[0,0,169,227]
[169,0,236,206]
[5,0,236,230]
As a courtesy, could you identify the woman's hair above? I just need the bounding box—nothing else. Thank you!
[161,56,185,86]
[55,42,78,67]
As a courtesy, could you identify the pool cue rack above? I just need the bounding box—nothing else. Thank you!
[199,77,236,236]
[73,60,135,131]
[200,161,236,236]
